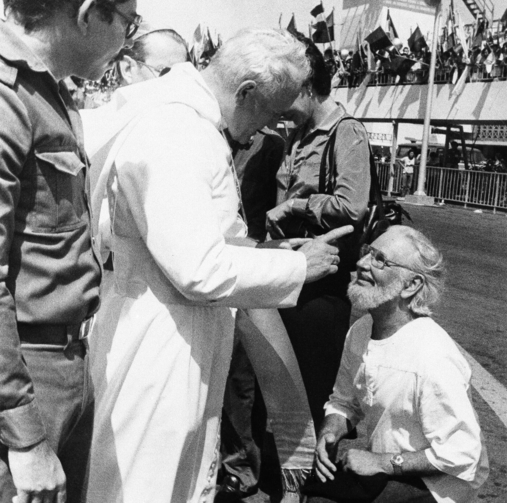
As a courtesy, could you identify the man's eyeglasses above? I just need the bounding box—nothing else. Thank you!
[359,244,416,272]
[107,2,142,39]
[134,60,171,77]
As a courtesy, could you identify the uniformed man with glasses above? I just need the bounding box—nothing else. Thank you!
[0,1,140,502]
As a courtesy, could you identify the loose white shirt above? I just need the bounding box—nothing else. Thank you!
[401,156,415,174]
[325,315,489,503]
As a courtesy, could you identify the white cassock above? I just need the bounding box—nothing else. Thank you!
[82,63,307,503]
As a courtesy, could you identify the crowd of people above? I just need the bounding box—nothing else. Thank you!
[327,16,507,88]
[0,1,491,503]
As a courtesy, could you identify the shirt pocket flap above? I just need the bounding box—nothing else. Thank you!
[35,151,85,176]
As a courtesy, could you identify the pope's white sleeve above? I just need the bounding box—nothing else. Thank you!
[114,106,306,308]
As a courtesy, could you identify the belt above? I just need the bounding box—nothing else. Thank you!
[18,317,95,345]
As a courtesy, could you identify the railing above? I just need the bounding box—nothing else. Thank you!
[375,162,507,212]
[337,62,507,88]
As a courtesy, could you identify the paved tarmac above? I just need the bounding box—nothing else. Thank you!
[218,203,507,503]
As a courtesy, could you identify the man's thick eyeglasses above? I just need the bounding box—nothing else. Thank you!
[107,2,142,39]
[359,244,416,272]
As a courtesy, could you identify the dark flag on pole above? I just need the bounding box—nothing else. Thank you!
[312,11,334,44]
[287,14,297,35]
[500,8,507,28]
[310,3,324,18]
[201,28,217,60]
[472,18,486,48]
[386,9,399,39]
[408,26,428,53]
[365,27,392,53]
[325,10,334,41]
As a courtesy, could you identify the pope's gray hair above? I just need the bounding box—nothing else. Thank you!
[208,28,310,100]
[390,226,445,316]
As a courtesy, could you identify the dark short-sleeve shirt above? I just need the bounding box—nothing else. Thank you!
[0,21,101,448]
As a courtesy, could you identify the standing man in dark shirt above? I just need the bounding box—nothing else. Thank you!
[266,34,370,432]
[0,1,140,501]
[447,141,460,169]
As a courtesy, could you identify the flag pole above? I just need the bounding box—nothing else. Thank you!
[413,0,442,198]
[322,1,333,52]
[279,13,282,29]
[332,8,336,52]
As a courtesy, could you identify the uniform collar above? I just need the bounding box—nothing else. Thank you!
[299,102,347,142]
[0,19,49,73]
[312,102,347,134]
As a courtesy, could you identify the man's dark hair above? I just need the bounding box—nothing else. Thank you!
[291,30,331,97]
[119,29,191,63]
[4,0,129,31]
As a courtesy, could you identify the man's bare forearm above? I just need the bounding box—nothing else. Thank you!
[318,413,353,444]
[375,450,439,477]
[341,448,441,478]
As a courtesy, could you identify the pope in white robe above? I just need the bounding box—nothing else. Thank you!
[82,31,348,503]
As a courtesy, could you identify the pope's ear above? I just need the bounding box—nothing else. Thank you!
[118,56,135,85]
[235,80,257,104]
[76,0,95,35]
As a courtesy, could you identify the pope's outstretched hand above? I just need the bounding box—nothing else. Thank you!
[300,226,354,284]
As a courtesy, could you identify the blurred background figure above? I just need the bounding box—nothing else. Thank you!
[323,48,338,77]
[398,149,416,200]
[114,22,191,85]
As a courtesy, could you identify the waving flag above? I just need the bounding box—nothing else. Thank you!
[386,9,399,40]
[287,13,297,35]
[193,23,203,44]
[500,8,507,28]
[310,3,324,18]
[312,10,334,43]
[365,27,392,53]
[408,26,428,53]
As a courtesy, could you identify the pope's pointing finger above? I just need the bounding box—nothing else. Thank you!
[316,225,355,245]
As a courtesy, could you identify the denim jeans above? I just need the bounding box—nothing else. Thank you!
[402,172,414,197]
[0,340,94,503]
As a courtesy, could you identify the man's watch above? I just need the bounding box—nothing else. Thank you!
[390,453,404,476]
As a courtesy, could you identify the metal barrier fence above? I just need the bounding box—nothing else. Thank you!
[337,62,507,88]
[375,162,507,212]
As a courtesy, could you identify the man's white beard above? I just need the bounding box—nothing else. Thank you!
[348,277,404,311]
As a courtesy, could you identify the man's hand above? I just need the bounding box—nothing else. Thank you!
[8,439,66,503]
[265,200,294,239]
[300,226,354,283]
[340,448,387,477]
[257,238,311,250]
[314,433,338,482]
